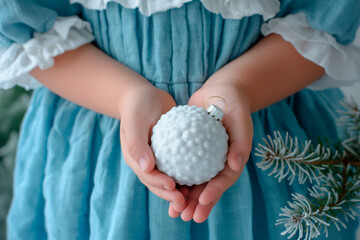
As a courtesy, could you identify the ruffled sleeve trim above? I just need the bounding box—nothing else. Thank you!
[70,0,192,15]
[261,12,360,90]
[200,0,279,21]
[0,16,95,90]
[70,0,280,20]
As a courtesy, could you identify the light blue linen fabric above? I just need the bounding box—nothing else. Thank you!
[2,0,360,239]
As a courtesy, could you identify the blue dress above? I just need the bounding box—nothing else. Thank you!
[1,0,360,239]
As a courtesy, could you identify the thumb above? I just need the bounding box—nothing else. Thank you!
[223,108,253,171]
[121,112,156,173]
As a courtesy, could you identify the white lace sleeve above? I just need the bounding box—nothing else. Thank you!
[261,12,360,90]
[200,0,279,21]
[0,16,95,90]
[70,0,191,15]
[70,0,280,20]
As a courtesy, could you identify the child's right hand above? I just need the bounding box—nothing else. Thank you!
[30,44,187,212]
[119,82,187,212]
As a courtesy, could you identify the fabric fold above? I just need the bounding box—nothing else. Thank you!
[71,0,280,20]
[0,16,94,90]
[261,12,360,90]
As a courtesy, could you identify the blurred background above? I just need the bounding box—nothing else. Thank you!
[0,84,358,239]
[0,87,32,239]
[341,84,360,103]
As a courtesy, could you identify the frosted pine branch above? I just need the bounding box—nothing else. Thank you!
[277,193,328,240]
[338,99,360,157]
[342,136,360,158]
[255,132,344,185]
[338,99,360,135]
[276,173,360,240]
[256,100,360,239]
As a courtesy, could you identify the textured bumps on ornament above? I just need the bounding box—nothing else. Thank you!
[151,105,229,186]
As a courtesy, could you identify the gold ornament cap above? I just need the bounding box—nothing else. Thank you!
[207,104,224,121]
[205,96,228,121]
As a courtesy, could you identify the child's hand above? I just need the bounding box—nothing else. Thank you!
[120,83,187,212]
[168,77,253,222]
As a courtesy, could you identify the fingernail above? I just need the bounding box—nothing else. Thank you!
[164,185,171,190]
[139,157,148,171]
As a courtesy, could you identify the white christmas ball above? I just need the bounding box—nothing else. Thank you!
[151,105,229,186]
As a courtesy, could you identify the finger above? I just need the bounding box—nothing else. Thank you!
[198,164,243,206]
[222,108,253,171]
[137,175,185,211]
[168,185,190,218]
[193,196,221,223]
[187,90,204,108]
[180,184,206,222]
[120,111,156,173]
[178,185,190,200]
[135,168,176,191]
[147,184,186,212]
[168,202,181,218]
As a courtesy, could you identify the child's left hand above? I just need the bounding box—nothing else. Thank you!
[168,76,254,222]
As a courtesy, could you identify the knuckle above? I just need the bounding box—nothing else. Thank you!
[210,181,226,195]
[123,156,131,166]
[137,176,147,186]
[176,193,185,203]
[231,137,253,151]
[219,171,237,188]
[241,137,253,149]
[119,126,128,145]
[172,192,182,203]
[127,142,141,160]
[120,126,126,136]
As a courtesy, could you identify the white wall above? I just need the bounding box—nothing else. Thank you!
[341,28,360,104]
[341,83,360,104]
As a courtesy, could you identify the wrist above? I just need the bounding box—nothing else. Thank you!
[117,79,152,119]
[206,74,252,113]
